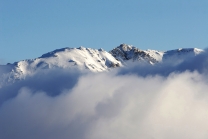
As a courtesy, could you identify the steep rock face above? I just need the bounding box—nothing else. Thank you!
[109,44,163,64]
[110,44,204,65]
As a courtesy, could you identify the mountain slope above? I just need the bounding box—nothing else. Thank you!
[110,44,204,65]
[0,44,204,87]
[0,47,121,87]
[15,46,121,75]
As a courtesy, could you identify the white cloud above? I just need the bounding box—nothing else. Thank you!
[0,69,208,139]
[1,51,208,139]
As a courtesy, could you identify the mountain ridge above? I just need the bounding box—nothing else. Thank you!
[0,44,204,87]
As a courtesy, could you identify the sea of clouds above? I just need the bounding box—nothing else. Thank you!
[1,51,208,139]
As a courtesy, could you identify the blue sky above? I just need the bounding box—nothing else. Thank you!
[1,0,208,63]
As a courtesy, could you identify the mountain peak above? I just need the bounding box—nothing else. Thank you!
[110,45,204,65]
[117,43,135,51]
[110,44,159,64]
[4,47,121,82]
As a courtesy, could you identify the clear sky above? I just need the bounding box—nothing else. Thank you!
[1,0,208,64]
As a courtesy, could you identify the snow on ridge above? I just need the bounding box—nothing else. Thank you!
[110,44,162,64]
[7,46,121,80]
[165,48,204,55]
[0,44,205,86]
[109,44,204,65]
[163,48,204,60]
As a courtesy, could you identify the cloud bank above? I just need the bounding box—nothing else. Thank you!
[1,51,208,139]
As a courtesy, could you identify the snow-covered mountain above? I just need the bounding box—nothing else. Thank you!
[15,46,121,74]
[0,46,121,86]
[0,44,204,87]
